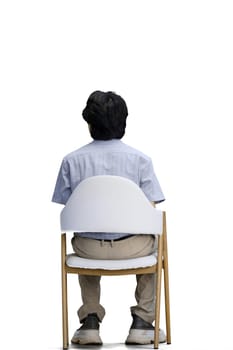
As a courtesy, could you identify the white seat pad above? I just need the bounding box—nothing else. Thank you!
[66,253,157,270]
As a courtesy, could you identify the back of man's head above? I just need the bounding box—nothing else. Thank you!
[82,90,128,140]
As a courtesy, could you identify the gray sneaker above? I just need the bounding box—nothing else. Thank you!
[125,314,166,345]
[71,313,103,345]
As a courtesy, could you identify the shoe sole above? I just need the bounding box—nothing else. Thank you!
[125,329,166,345]
[71,329,103,345]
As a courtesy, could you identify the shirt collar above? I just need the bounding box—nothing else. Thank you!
[91,139,123,146]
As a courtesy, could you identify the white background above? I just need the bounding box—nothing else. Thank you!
[1,1,233,349]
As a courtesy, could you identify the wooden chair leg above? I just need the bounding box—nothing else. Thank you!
[61,234,69,349]
[163,213,171,344]
[154,234,163,349]
[164,260,171,344]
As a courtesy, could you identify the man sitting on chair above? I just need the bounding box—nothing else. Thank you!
[52,90,166,345]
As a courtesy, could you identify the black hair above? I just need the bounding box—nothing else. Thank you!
[82,90,128,140]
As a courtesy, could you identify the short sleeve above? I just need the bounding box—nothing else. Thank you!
[51,159,72,205]
[139,158,165,203]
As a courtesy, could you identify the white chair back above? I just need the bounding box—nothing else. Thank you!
[60,175,163,234]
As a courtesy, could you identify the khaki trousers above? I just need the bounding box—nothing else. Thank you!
[71,234,157,324]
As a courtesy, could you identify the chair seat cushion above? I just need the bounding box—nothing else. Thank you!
[66,253,157,270]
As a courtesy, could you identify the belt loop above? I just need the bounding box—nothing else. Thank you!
[110,240,113,248]
[101,239,104,247]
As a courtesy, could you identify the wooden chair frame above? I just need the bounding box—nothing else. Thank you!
[61,211,171,349]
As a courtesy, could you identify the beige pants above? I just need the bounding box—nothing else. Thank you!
[71,234,157,324]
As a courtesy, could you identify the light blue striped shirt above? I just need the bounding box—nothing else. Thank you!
[52,139,165,239]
